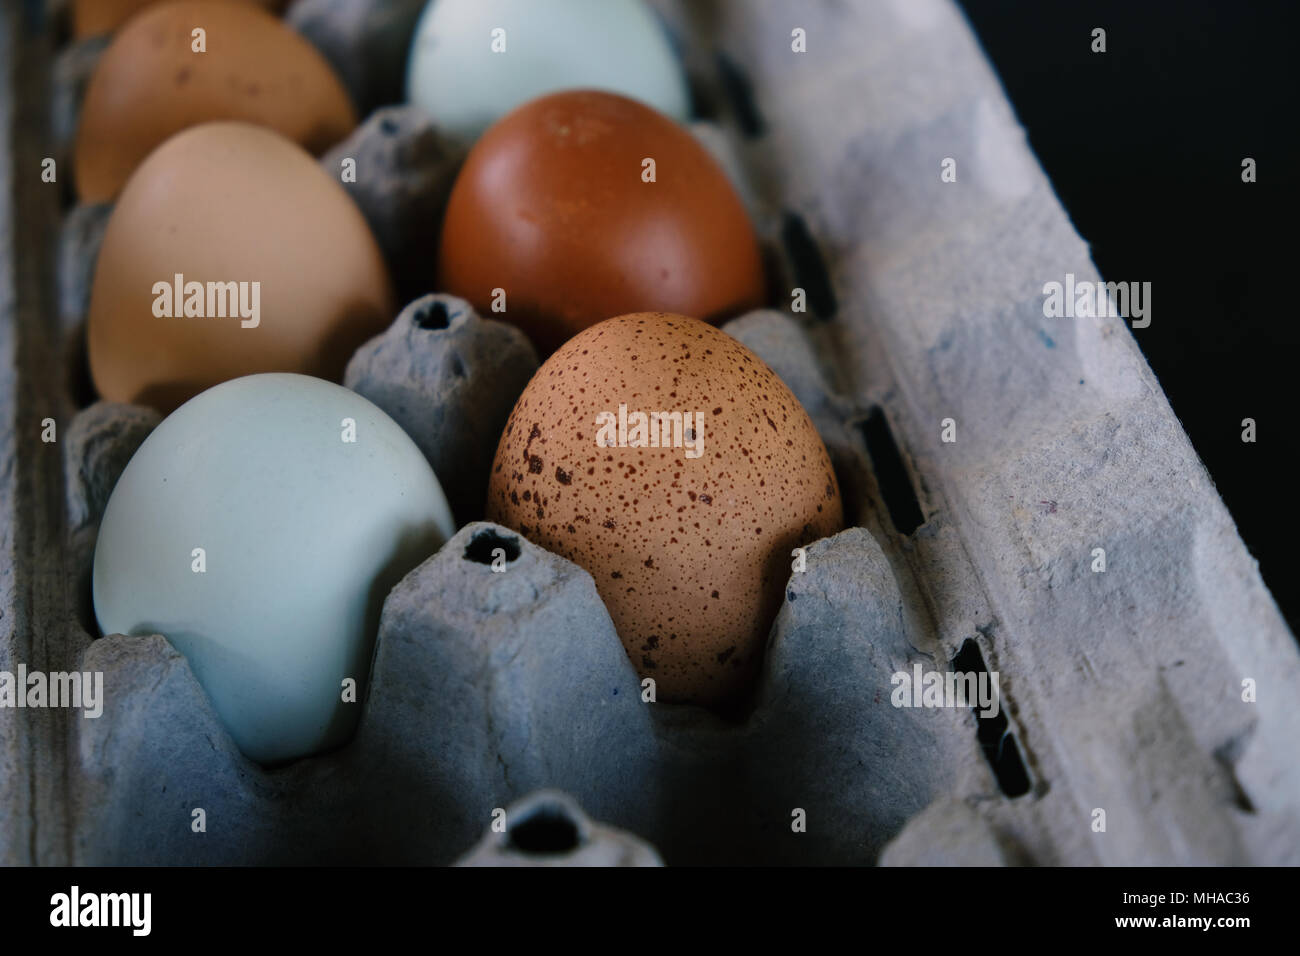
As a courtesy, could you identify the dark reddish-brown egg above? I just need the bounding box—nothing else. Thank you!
[486,313,843,705]
[438,91,766,355]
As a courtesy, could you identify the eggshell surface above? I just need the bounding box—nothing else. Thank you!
[406,0,689,143]
[75,0,354,201]
[93,373,457,765]
[439,91,765,355]
[486,313,843,705]
[71,0,283,39]
[87,121,393,413]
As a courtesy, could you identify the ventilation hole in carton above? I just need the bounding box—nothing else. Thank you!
[51,2,72,45]
[758,239,789,310]
[75,562,98,639]
[1212,743,1257,814]
[67,327,97,409]
[412,300,451,330]
[687,73,719,121]
[859,408,924,535]
[780,212,837,320]
[715,50,765,137]
[507,804,582,855]
[952,638,1032,798]
[464,529,520,565]
[1225,772,1256,814]
[449,352,466,379]
[379,115,400,136]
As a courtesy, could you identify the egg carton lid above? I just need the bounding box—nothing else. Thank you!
[646,0,1300,863]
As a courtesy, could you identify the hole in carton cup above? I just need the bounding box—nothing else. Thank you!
[780,212,837,321]
[507,804,582,855]
[379,116,400,136]
[75,555,99,639]
[412,300,452,330]
[759,238,788,310]
[951,638,1033,798]
[687,73,719,121]
[464,529,521,565]
[715,50,765,137]
[66,323,97,409]
[858,407,924,535]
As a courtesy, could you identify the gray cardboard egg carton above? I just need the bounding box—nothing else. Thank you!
[3,0,1298,867]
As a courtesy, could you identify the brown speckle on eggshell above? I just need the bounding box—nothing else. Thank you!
[486,312,843,705]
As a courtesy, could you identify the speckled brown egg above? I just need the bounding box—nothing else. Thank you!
[438,90,766,356]
[74,0,354,202]
[486,313,843,705]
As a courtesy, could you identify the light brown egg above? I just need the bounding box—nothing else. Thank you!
[74,0,354,202]
[486,313,843,706]
[71,0,284,39]
[87,121,393,412]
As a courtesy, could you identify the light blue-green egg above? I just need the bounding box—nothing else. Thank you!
[406,0,690,142]
[92,373,456,765]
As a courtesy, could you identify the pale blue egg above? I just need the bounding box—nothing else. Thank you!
[406,0,690,142]
[92,373,456,765]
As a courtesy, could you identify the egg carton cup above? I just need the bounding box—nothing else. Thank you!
[3,0,1299,866]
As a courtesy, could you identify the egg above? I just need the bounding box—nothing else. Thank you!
[406,0,689,143]
[486,313,843,705]
[75,0,354,202]
[71,0,284,39]
[87,121,393,413]
[93,373,456,765]
[439,91,765,355]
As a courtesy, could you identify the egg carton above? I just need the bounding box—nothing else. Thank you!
[3,0,1298,866]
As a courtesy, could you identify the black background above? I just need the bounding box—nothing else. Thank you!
[955,0,1298,634]
[0,864,1284,940]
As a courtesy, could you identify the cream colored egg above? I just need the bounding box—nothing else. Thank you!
[87,121,393,412]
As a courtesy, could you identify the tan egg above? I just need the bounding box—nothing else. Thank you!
[71,0,285,39]
[486,313,843,706]
[87,121,393,413]
[74,0,353,202]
